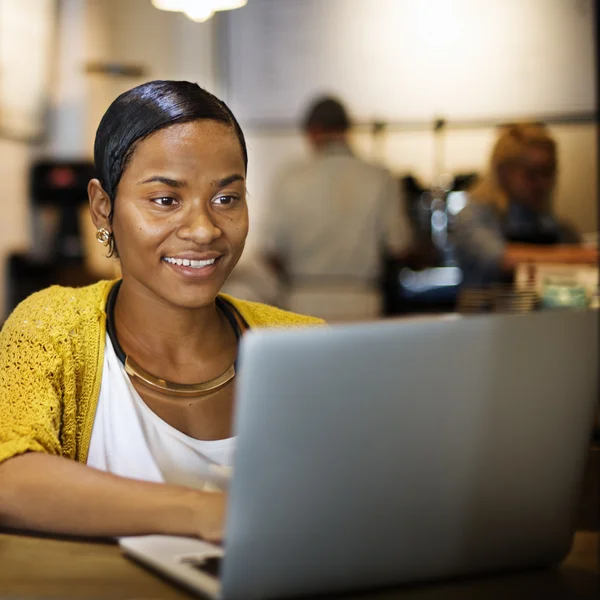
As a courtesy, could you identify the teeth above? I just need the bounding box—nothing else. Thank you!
[190,259,216,268]
[164,257,217,269]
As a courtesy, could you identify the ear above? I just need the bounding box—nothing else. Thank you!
[88,179,112,231]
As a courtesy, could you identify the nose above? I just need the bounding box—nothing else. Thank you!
[177,205,222,245]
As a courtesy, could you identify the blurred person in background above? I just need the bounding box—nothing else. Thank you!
[454,123,597,287]
[261,97,413,322]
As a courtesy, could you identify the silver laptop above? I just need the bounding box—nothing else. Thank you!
[120,309,598,599]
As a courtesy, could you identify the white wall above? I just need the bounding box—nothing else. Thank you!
[90,0,218,134]
[0,140,31,310]
[0,0,87,319]
[41,0,88,158]
[226,0,596,124]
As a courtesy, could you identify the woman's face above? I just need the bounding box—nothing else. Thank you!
[500,145,556,212]
[102,120,248,309]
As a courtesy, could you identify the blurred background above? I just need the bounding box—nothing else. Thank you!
[0,0,597,321]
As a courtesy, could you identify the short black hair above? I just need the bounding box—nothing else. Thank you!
[94,79,247,223]
[302,96,351,132]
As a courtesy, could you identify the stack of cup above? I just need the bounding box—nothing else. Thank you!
[456,289,492,314]
[491,285,538,314]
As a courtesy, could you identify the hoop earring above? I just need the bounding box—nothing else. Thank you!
[96,227,112,246]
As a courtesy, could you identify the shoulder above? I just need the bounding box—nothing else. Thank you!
[277,159,313,184]
[220,294,326,328]
[342,156,395,189]
[2,280,114,338]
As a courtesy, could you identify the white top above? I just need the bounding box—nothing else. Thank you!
[87,335,234,491]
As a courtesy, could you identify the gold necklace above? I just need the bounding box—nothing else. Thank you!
[106,281,242,398]
[124,355,235,397]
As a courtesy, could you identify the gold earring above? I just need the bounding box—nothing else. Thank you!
[96,227,112,246]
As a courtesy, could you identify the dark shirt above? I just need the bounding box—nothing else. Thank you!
[454,200,580,287]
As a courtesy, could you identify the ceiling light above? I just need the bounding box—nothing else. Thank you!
[184,3,214,22]
[210,0,248,10]
[151,0,247,20]
[151,0,185,11]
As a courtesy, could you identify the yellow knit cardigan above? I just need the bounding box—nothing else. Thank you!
[0,280,323,465]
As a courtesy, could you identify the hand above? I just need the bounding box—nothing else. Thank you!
[190,491,227,542]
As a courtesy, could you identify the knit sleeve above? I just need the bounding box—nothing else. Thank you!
[0,299,66,464]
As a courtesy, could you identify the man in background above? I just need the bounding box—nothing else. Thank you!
[261,97,413,322]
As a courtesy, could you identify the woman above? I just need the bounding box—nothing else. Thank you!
[454,123,597,287]
[0,81,322,541]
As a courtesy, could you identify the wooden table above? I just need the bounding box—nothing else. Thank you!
[0,530,597,599]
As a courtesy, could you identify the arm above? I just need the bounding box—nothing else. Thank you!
[0,297,224,541]
[0,452,224,541]
[453,204,506,284]
[380,174,414,261]
[455,204,597,278]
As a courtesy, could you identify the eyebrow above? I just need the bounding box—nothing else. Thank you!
[137,176,186,188]
[137,174,245,188]
[213,174,245,188]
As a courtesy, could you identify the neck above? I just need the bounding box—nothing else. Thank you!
[311,133,349,153]
[113,278,231,368]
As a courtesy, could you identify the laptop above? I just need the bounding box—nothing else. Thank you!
[120,309,598,599]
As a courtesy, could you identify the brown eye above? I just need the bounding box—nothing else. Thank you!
[213,195,237,206]
[153,197,177,207]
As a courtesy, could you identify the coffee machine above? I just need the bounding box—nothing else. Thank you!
[5,160,96,318]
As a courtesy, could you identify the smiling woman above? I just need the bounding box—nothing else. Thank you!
[90,117,249,310]
[0,80,323,541]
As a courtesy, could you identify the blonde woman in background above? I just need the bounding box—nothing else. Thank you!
[454,123,597,287]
